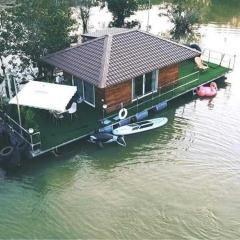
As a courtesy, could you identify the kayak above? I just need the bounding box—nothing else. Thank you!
[113,117,168,136]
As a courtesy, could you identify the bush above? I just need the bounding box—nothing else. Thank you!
[22,108,39,131]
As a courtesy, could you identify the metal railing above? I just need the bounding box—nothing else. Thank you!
[104,49,234,123]
[3,113,42,152]
[105,70,201,121]
[202,48,236,70]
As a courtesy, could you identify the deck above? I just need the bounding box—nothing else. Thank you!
[3,59,231,156]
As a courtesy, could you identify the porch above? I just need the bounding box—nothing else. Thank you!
[2,52,233,155]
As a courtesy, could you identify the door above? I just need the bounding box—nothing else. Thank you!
[83,81,95,107]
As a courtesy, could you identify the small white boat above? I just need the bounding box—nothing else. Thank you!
[113,117,168,136]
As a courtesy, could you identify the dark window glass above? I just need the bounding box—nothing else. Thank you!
[145,70,157,94]
[84,81,95,106]
[145,72,153,94]
[74,78,83,97]
[134,75,143,98]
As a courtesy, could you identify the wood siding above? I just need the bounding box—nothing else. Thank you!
[95,87,105,109]
[95,80,132,113]
[95,64,179,113]
[158,64,179,88]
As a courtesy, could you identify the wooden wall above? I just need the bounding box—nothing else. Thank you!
[158,64,179,88]
[95,63,180,113]
[95,81,132,113]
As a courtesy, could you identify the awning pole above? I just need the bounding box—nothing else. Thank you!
[13,75,23,136]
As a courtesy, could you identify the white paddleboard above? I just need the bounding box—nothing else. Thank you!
[113,117,168,136]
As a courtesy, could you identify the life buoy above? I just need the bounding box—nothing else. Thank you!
[119,108,128,120]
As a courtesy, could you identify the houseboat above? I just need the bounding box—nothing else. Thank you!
[0,28,235,164]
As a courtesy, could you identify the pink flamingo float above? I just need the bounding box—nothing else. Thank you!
[196,82,218,97]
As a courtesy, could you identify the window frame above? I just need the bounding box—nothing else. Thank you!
[132,70,158,102]
[72,76,95,108]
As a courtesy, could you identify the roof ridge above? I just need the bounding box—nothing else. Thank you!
[42,36,106,60]
[136,30,201,54]
[98,34,113,88]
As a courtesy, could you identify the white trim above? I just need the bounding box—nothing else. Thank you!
[72,76,96,108]
[132,91,157,102]
[83,84,95,108]
[132,70,158,101]
[71,75,74,86]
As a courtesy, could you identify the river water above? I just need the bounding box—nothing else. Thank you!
[1,2,240,239]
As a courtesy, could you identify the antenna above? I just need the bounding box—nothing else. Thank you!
[146,0,151,32]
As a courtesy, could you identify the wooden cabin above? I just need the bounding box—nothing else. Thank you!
[42,28,200,113]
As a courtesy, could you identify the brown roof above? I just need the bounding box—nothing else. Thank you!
[42,29,200,88]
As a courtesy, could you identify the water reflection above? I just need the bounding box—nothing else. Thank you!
[1,1,240,239]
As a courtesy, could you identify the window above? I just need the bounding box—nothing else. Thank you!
[133,75,144,99]
[74,78,83,97]
[132,70,158,100]
[83,81,95,107]
[73,77,95,107]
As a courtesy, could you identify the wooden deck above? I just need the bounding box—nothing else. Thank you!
[4,60,231,155]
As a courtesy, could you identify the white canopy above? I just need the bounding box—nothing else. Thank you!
[9,81,77,112]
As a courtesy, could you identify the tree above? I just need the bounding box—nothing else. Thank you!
[159,0,203,42]
[5,0,77,77]
[0,9,25,97]
[70,0,103,34]
[106,0,139,28]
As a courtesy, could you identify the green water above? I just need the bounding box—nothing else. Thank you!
[1,1,240,239]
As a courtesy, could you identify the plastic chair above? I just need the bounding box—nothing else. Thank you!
[51,111,64,126]
[68,102,77,120]
[194,56,208,70]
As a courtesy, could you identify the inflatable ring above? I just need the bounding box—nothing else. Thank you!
[119,108,128,120]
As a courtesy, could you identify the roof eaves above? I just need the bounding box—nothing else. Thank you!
[41,36,106,62]
[98,34,113,88]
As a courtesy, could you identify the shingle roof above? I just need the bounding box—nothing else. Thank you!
[42,29,200,88]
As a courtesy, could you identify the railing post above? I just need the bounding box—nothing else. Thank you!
[136,97,139,114]
[208,49,211,63]
[30,134,34,151]
[151,91,154,107]
[232,54,236,70]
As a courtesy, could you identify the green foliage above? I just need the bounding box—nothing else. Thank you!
[160,0,204,42]
[21,107,39,130]
[70,0,103,33]
[2,0,77,76]
[106,0,139,27]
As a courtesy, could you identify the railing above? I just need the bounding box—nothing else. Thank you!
[105,70,200,121]
[3,113,42,152]
[104,50,234,123]
[202,48,236,70]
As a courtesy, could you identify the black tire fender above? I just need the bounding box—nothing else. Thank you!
[0,146,14,161]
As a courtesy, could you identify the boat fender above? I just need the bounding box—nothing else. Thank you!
[0,146,14,162]
[119,108,128,120]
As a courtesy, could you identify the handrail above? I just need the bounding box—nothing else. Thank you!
[202,48,236,70]
[105,71,200,120]
[4,113,42,152]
